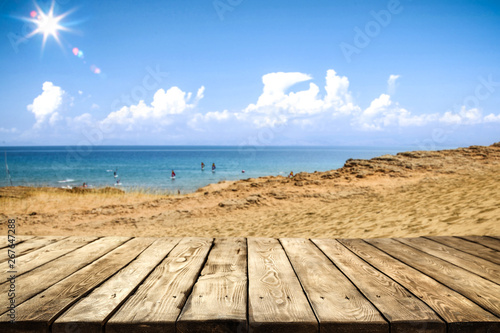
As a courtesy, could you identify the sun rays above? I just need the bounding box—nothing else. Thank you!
[26,1,73,50]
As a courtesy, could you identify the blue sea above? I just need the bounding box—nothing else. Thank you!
[1,146,420,193]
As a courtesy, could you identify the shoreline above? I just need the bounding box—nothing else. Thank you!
[0,145,439,193]
[1,142,499,238]
[4,143,498,194]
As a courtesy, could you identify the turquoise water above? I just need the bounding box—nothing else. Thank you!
[1,146,417,193]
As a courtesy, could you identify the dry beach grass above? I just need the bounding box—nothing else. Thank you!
[1,143,499,238]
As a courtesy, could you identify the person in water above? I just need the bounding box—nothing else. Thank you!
[212,163,216,171]
[201,162,205,170]
[171,170,176,178]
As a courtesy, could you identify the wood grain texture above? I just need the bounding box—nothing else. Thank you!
[247,238,317,333]
[0,236,130,315]
[177,237,248,333]
[459,236,500,252]
[397,237,500,284]
[0,235,35,250]
[106,237,213,333]
[0,237,155,333]
[1,236,498,332]
[312,239,444,333]
[367,238,500,317]
[52,237,180,333]
[425,236,500,265]
[339,238,500,333]
[280,238,387,333]
[0,236,98,278]
[0,236,66,263]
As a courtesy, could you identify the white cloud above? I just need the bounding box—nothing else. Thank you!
[22,70,499,144]
[387,74,400,95]
[27,82,66,128]
[67,113,94,127]
[245,72,312,111]
[152,87,191,116]
[0,127,17,133]
[439,106,483,125]
[64,113,99,134]
[49,112,62,126]
[101,85,204,130]
[439,112,461,124]
[241,70,361,127]
[356,94,394,130]
[484,113,500,123]
[355,94,437,130]
[188,110,236,130]
[195,86,205,101]
[324,69,359,115]
[243,72,317,127]
[200,110,232,121]
[91,103,100,110]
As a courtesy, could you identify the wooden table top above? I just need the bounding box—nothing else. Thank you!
[1,235,500,332]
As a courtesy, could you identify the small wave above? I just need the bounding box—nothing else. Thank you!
[58,179,75,183]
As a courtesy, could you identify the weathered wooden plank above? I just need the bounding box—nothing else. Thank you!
[0,235,35,250]
[177,237,248,333]
[397,237,500,284]
[280,238,387,333]
[0,236,98,278]
[312,239,444,333]
[340,238,500,333]
[0,236,66,262]
[0,236,129,315]
[0,237,156,333]
[460,236,500,252]
[247,238,317,333]
[425,236,500,265]
[52,237,180,333]
[15,236,36,241]
[106,237,213,333]
[366,238,500,317]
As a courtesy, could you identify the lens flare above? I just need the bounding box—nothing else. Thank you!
[90,65,101,74]
[26,1,73,50]
[23,2,104,76]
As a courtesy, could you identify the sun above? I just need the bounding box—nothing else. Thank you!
[27,1,72,49]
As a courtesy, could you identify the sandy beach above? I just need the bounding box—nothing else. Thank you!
[1,143,499,238]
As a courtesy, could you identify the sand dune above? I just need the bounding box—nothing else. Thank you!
[1,143,499,238]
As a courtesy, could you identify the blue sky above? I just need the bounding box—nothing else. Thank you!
[0,0,499,147]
